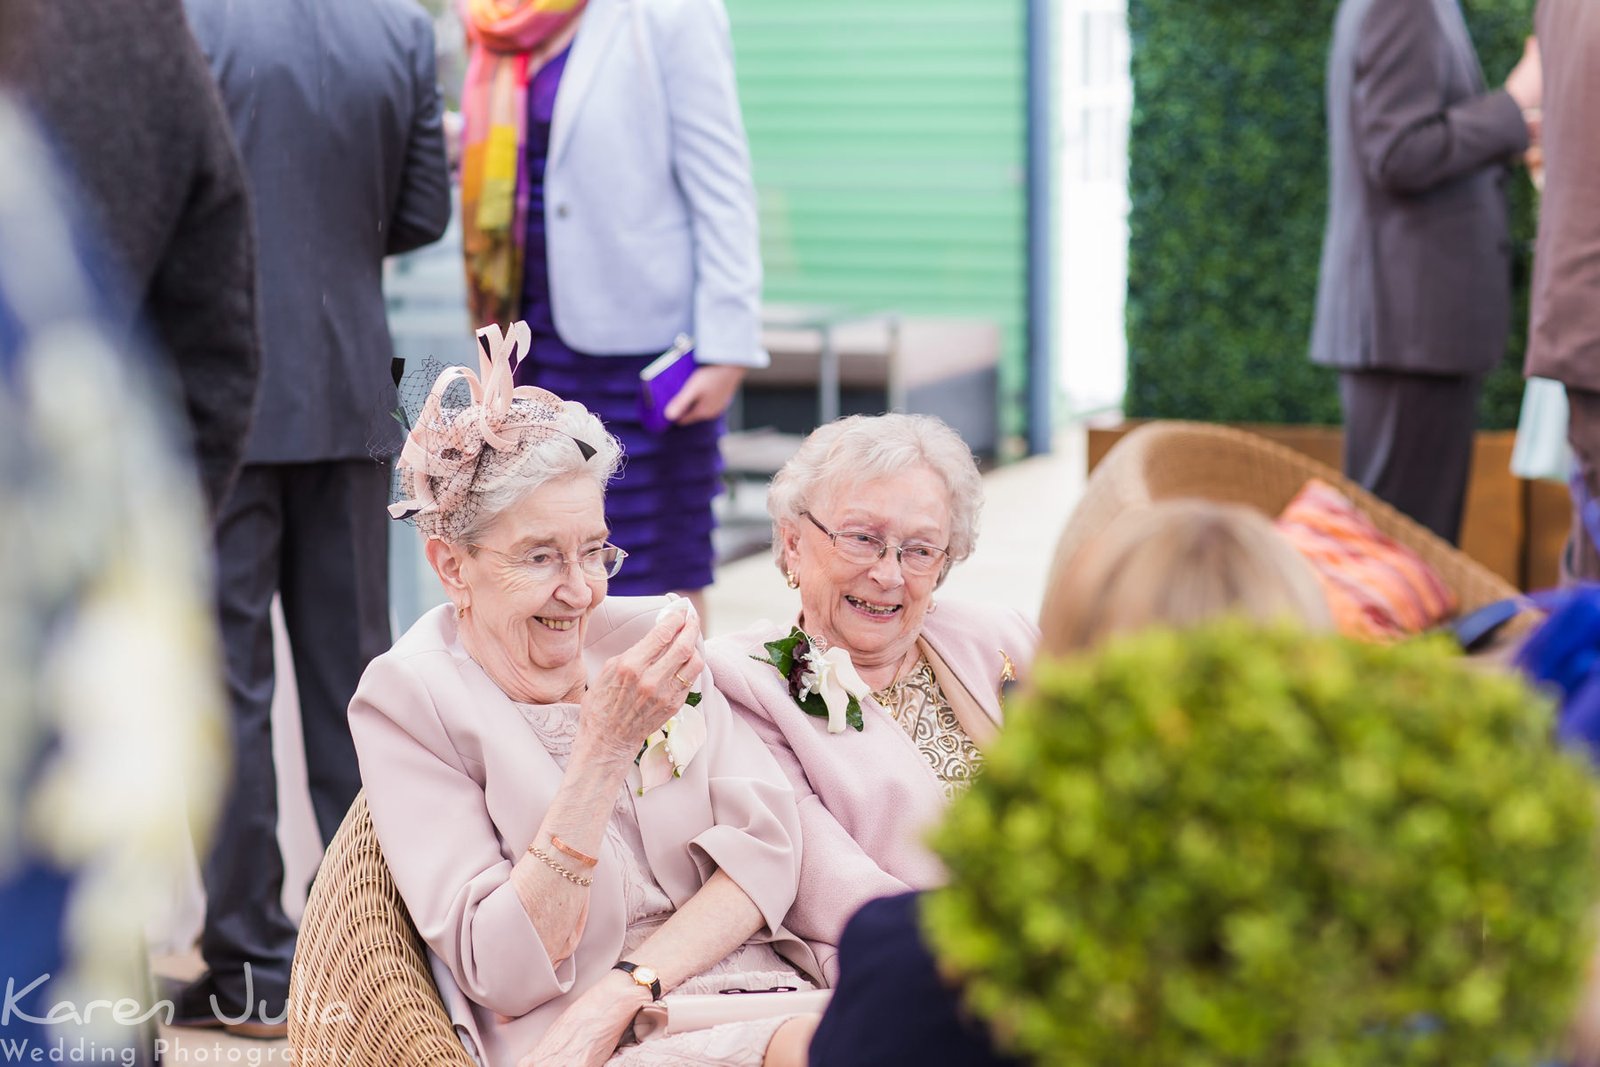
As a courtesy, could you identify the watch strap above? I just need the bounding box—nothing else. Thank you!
[612,960,662,1001]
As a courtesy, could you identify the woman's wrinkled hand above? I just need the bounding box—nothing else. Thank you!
[576,605,704,765]
[516,971,648,1067]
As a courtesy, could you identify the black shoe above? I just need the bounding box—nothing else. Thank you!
[158,972,287,1040]
[159,974,225,1030]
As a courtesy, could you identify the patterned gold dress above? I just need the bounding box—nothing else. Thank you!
[870,657,985,799]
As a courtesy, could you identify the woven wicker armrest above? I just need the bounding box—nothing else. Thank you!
[288,792,474,1066]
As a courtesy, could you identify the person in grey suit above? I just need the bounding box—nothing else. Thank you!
[175,0,451,1034]
[1311,0,1541,544]
[1526,0,1600,581]
[0,0,260,517]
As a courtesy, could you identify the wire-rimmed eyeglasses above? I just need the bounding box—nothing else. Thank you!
[802,512,949,576]
[467,542,628,581]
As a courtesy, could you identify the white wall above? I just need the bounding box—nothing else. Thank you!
[1055,0,1132,418]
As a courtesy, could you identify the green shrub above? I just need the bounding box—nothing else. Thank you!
[924,624,1599,1066]
[1125,1,1537,429]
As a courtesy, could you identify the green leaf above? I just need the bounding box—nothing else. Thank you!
[796,690,828,720]
[846,696,864,732]
[684,690,702,707]
[756,627,807,677]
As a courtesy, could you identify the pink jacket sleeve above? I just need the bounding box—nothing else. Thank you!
[682,685,808,938]
[707,643,912,984]
[348,649,575,1018]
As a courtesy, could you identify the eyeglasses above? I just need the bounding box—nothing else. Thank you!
[467,542,628,581]
[802,512,949,577]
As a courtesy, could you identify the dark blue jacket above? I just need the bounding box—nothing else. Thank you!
[809,893,1025,1067]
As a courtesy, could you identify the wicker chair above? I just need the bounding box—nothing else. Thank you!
[288,791,473,1066]
[1047,421,1527,640]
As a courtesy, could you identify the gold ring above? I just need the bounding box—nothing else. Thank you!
[674,672,693,688]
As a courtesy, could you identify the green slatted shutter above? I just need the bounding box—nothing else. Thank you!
[728,0,1031,445]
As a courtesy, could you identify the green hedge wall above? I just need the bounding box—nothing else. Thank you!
[1125,0,1536,429]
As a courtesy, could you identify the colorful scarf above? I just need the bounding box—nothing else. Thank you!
[458,0,588,328]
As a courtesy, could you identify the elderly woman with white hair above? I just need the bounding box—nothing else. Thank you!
[349,324,821,1067]
[707,414,1039,984]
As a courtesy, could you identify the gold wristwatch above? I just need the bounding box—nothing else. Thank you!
[613,960,662,1001]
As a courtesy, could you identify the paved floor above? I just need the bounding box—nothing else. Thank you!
[152,428,1087,1062]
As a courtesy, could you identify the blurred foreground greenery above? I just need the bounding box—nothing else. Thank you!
[926,624,1598,1066]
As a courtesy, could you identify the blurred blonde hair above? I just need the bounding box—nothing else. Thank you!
[1039,498,1332,657]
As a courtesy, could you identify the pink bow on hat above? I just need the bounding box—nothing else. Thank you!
[389,321,584,528]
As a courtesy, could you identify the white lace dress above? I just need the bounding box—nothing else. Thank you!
[519,700,815,1066]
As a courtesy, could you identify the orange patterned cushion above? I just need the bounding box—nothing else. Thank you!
[1274,479,1458,641]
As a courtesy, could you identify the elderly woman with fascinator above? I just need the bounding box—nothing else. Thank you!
[706,414,1039,984]
[349,323,821,1067]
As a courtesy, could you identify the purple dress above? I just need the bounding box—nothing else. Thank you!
[512,47,723,595]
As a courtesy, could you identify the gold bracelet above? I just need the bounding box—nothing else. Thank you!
[528,845,593,887]
[550,834,599,867]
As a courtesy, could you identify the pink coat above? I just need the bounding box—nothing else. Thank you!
[349,597,817,1066]
[707,599,1039,983]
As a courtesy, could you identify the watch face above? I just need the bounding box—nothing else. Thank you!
[633,966,658,986]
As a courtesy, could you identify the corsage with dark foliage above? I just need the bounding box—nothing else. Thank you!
[753,627,871,733]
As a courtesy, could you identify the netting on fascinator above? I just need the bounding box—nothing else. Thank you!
[388,321,598,542]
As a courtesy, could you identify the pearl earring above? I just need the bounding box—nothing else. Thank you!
[786,571,799,590]
[456,604,468,619]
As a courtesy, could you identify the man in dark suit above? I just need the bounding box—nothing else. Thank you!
[176,0,451,1034]
[1526,0,1600,580]
[1312,0,1540,544]
[0,0,260,516]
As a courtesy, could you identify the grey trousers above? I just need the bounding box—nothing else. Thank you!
[203,459,391,1009]
[1339,369,1483,546]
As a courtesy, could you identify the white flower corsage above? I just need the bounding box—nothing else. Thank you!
[752,626,871,733]
[636,694,707,795]
[635,596,709,794]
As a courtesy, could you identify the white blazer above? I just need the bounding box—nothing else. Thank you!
[544,0,765,368]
